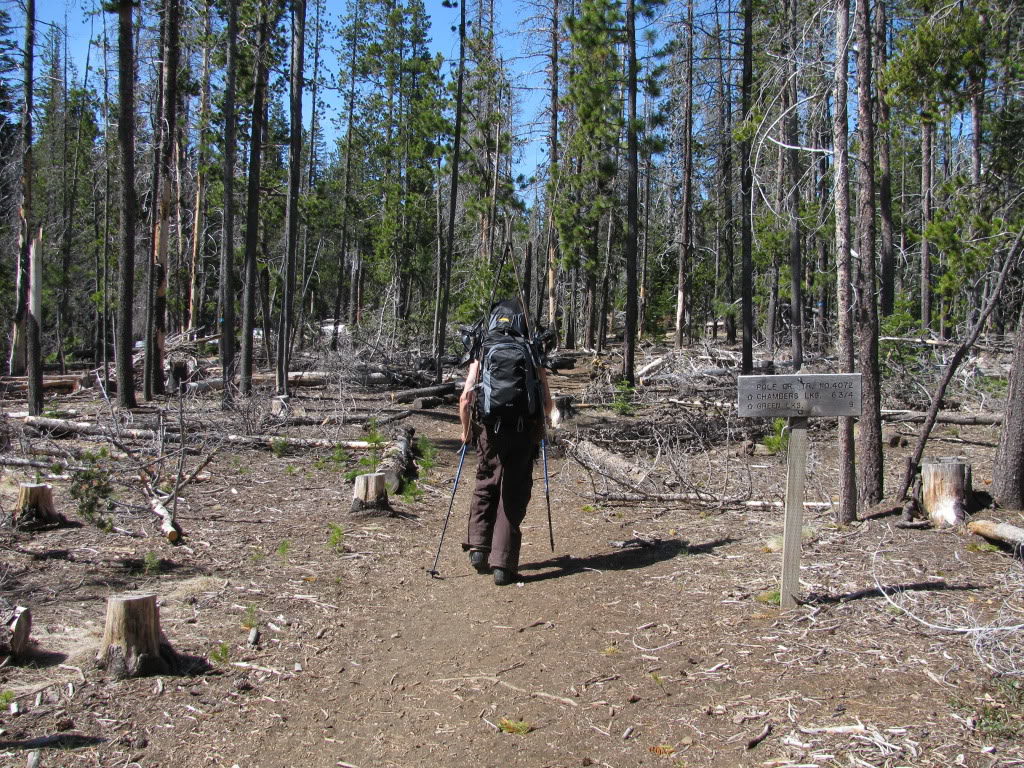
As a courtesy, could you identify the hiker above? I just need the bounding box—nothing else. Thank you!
[459,299,553,586]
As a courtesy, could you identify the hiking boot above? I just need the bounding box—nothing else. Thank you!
[469,549,490,574]
[493,567,517,586]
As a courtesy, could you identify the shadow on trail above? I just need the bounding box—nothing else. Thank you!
[0,734,106,751]
[519,537,735,583]
[806,580,984,605]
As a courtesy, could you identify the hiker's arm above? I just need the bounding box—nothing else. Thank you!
[459,360,480,445]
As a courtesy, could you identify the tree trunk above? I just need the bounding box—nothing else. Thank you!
[240,9,271,395]
[148,0,179,399]
[622,0,638,386]
[875,1,894,317]
[188,6,211,332]
[114,0,138,409]
[220,0,239,402]
[277,0,306,395]
[786,0,802,370]
[674,0,694,351]
[434,0,465,380]
[739,0,754,374]
[920,118,933,331]
[833,0,856,523]
[992,305,1024,508]
[855,0,883,506]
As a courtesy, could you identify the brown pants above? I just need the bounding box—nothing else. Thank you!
[463,423,537,571]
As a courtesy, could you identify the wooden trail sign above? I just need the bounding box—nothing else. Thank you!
[738,373,862,608]
[737,374,861,418]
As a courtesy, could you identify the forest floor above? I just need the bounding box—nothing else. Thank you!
[1,340,1023,768]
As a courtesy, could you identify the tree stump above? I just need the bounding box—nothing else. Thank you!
[0,604,31,661]
[10,483,64,530]
[921,457,972,528]
[351,472,389,514]
[97,593,170,678]
[552,395,574,426]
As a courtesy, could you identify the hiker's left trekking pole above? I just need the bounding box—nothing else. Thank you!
[542,439,554,551]
[428,442,468,578]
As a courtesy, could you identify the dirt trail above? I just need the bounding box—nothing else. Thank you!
[1,370,1023,768]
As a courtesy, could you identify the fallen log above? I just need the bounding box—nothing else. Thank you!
[0,455,86,473]
[24,415,378,453]
[412,395,453,410]
[378,426,415,493]
[375,409,413,426]
[967,519,1024,549]
[391,382,457,404]
[224,433,374,451]
[882,410,1003,425]
[568,440,654,493]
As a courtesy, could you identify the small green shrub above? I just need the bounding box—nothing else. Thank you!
[497,717,532,735]
[0,691,14,707]
[755,590,781,606]
[415,436,438,473]
[612,380,636,416]
[241,604,258,629]
[314,447,349,471]
[762,418,789,454]
[69,449,114,529]
[276,540,291,558]
[270,438,289,458]
[400,480,425,503]
[210,642,230,664]
[327,523,346,553]
[143,551,161,576]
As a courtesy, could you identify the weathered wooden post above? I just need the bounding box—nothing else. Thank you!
[738,373,862,609]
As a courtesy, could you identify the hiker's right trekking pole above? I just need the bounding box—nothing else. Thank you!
[541,438,554,551]
[428,442,468,578]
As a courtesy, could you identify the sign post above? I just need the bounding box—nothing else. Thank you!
[737,374,862,608]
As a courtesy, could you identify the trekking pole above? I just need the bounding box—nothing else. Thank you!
[541,438,554,551]
[428,442,468,577]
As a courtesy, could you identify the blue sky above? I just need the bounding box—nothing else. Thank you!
[31,0,550,179]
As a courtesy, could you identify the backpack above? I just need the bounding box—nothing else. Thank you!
[476,301,542,430]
